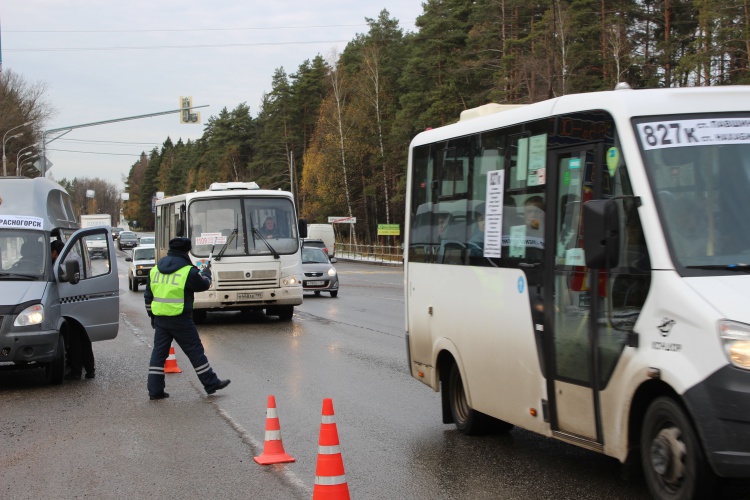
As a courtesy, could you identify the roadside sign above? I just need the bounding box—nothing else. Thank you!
[328,216,356,224]
[378,224,400,236]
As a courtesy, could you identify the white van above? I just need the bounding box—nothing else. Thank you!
[306,224,335,257]
[0,177,119,384]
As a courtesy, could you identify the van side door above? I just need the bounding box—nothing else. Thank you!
[55,226,119,341]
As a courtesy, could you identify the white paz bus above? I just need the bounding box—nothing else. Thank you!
[154,182,306,322]
[404,85,750,498]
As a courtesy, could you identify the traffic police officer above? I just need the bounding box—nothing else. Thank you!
[144,237,230,400]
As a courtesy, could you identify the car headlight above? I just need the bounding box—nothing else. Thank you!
[327,267,337,277]
[720,320,750,370]
[14,304,44,326]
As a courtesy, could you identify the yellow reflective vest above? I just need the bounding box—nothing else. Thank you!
[149,265,192,316]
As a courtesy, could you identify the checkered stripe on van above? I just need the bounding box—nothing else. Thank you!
[60,295,87,304]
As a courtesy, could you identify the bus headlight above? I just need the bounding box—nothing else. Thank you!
[720,320,750,370]
[14,304,44,326]
[282,277,298,286]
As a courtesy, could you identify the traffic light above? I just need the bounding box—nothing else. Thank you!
[180,96,201,124]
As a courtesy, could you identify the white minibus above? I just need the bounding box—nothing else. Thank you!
[405,85,750,498]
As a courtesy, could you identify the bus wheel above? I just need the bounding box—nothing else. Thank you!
[641,397,715,499]
[277,305,294,321]
[44,335,66,385]
[448,362,487,435]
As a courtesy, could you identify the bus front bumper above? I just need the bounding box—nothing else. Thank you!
[195,286,303,310]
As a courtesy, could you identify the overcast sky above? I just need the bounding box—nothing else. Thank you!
[2,1,424,191]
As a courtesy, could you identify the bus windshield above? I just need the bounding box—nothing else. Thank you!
[0,230,48,280]
[188,196,298,257]
[638,114,750,271]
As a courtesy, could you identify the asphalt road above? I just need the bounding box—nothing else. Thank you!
[2,250,747,499]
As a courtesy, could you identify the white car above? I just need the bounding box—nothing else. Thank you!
[85,233,108,258]
[139,236,155,245]
[126,244,155,291]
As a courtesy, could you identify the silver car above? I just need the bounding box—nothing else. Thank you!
[301,247,339,297]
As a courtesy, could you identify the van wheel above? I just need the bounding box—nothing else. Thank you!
[132,279,139,291]
[128,276,133,291]
[44,335,66,385]
[448,362,495,435]
[641,397,715,499]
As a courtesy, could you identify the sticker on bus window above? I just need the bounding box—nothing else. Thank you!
[606,147,619,176]
[636,118,750,150]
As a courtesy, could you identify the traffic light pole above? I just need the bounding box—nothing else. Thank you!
[39,104,208,176]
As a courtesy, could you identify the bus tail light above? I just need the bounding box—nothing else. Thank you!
[720,320,750,370]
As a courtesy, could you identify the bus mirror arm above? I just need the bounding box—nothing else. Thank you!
[583,199,620,269]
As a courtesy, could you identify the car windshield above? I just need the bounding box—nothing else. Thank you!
[140,237,154,244]
[121,233,136,239]
[637,113,750,273]
[134,248,155,261]
[302,247,329,264]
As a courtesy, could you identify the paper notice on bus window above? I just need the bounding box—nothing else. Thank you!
[509,225,526,258]
[636,118,750,150]
[516,138,529,181]
[528,134,547,186]
[483,170,504,258]
[196,232,227,246]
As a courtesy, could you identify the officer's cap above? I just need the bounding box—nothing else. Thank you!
[169,237,192,253]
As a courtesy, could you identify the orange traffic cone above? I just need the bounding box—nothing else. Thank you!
[254,395,295,465]
[164,343,182,373]
[313,398,350,500]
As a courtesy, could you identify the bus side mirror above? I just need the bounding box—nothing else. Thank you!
[583,199,620,269]
[65,259,81,285]
[176,219,185,237]
[298,219,308,239]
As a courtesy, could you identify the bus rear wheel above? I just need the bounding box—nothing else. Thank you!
[448,363,490,435]
[641,397,715,499]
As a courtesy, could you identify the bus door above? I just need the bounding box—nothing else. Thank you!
[545,145,606,446]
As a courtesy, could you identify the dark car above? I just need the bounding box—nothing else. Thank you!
[118,231,139,250]
[111,227,124,240]
[301,247,338,297]
[302,238,329,255]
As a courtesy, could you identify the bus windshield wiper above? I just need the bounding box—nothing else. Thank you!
[0,272,38,280]
[214,229,238,262]
[686,264,750,272]
[251,228,280,259]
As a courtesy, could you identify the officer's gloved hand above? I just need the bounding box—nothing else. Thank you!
[147,310,154,328]
[201,267,212,280]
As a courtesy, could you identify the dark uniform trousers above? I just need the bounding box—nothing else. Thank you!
[65,328,95,376]
[148,314,221,396]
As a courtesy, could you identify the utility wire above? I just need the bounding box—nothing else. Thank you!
[4,23,376,33]
[6,40,352,52]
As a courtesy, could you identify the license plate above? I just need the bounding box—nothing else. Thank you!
[237,292,262,299]
[306,280,325,286]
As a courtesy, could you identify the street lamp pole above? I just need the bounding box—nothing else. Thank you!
[16,143,38,175]
[3,121,33,176]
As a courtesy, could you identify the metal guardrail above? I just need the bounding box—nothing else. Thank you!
[334,243,403,265]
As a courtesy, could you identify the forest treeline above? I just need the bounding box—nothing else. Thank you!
[123,0,750,241]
